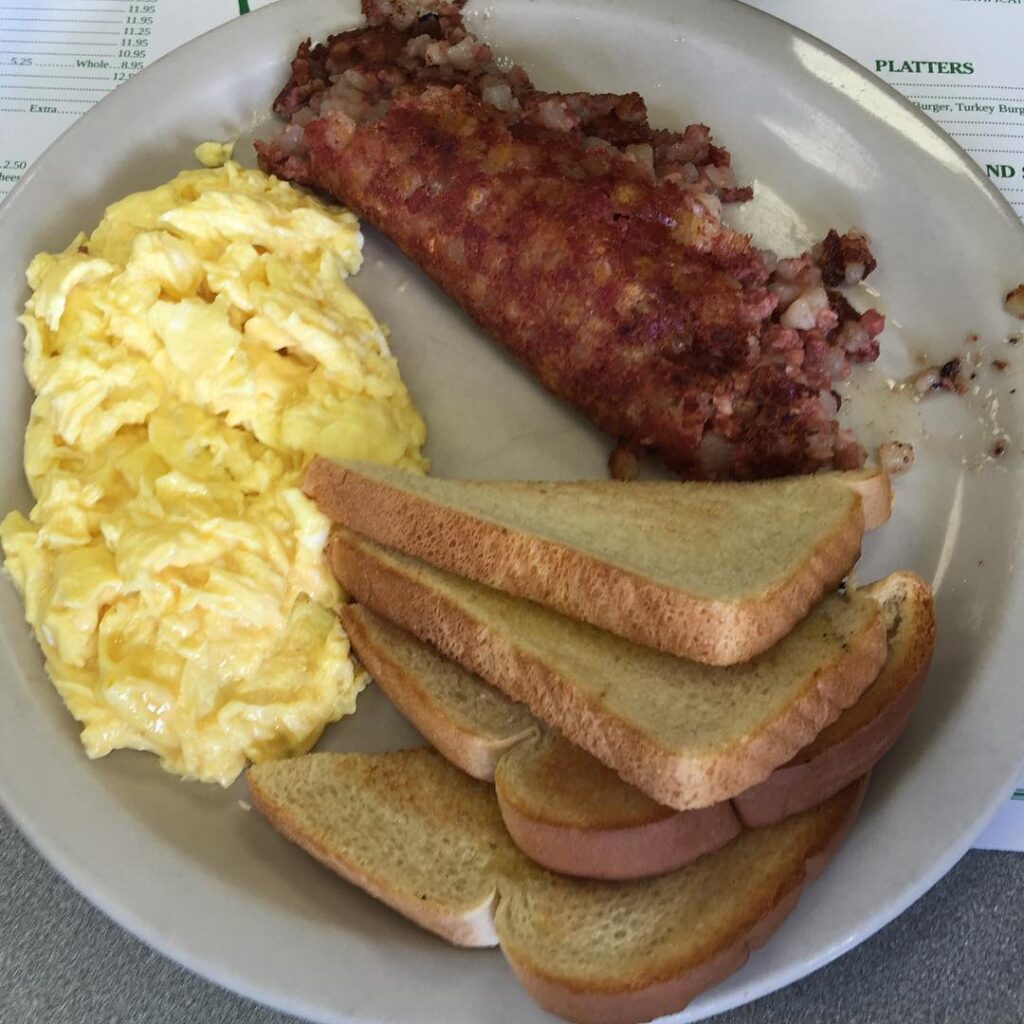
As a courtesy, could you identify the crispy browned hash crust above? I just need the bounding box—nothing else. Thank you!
[257,0,884,478]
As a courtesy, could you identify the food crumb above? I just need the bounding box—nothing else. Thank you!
[877,441,915,476]
[238,800,251,812]
[910,357,969,397]
[1006,284,1024,320]
[992,359,1010,372]
[991,437,1009,457]
[194,139,236,168]
[608,445,640,481]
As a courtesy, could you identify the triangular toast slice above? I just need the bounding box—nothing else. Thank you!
[341,602,742,879]
[304,459,891,665]
[341,601,539,782]
[340,570,932,879]
[248,749,866,1024]
[328,528,888,809]
[732,572,934,826]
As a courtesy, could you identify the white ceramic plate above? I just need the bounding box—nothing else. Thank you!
[2,1,1024,1021]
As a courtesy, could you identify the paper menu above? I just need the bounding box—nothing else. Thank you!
[976,789,1024,849]
[0,0,275,203]
[744,0,1024,221]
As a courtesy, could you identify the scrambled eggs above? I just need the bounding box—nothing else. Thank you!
[0,161,426,785]
[194,139,237,168]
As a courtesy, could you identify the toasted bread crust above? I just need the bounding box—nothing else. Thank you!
[329,530,888,810]
[493,732,677,830]
[341,604,537,781]
[835,467,892,531]
[733,572,933,827]
[490,572,929,837]
[497,788,741,881]
[799,572,935,759]
[247,761,500,947]
[343,591,929,880]
[305,459,870,666]
[500,776,868,1024]
[733,663,923,828]
[250,748,867,1024]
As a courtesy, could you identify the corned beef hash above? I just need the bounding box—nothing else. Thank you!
[258,0,887,480]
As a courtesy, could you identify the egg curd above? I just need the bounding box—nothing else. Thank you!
[0,161,426,785]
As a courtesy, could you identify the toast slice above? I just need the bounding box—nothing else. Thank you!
[341,575,932,879]
[494,732,743,881]
[342,603,741,879]
[249,749,506,947]
[342,602,740,878]
[247,749,866,1024]
[341,602,539,781]
[328,528,888,810]
[732,571,935,826]
[305,459,891,665]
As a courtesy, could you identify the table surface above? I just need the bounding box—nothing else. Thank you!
[3,808,1023,1024]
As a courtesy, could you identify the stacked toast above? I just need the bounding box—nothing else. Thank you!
[248,460,935,1024]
